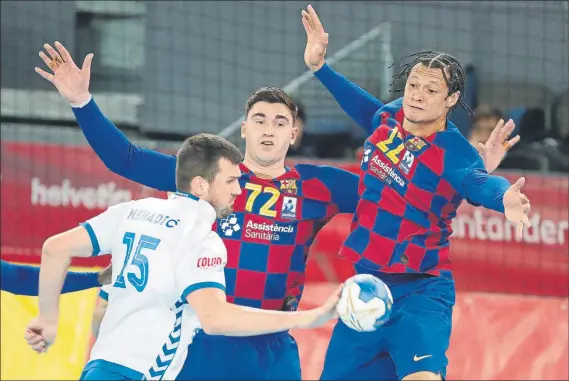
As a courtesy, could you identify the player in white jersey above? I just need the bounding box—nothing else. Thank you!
[24,134,342,381]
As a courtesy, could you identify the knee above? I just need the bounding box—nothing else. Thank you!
[402,371,442,380]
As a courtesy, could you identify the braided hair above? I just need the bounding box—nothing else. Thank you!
[388,50,474,115]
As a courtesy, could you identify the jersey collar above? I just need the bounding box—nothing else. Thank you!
[239,162,299,181]
[173,190,200,201]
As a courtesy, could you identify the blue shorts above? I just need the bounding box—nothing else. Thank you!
[176,330,301,380]
[80,359,143,380]
[321,266,456,380]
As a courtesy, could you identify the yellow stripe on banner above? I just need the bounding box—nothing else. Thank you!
[0,272,100,380]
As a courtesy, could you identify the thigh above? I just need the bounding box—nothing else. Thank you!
[321,319,396,381]
[265,334,301,380]
[385,283,454,380]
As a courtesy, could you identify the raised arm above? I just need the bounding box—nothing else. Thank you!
[72,99,177,191]
[34,41,177,192]
[301,5,384,134]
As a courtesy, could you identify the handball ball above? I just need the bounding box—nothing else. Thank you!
[336,274,394,332]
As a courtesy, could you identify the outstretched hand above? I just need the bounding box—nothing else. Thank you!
[301,5,329,72]
[35,41,93,105]
[303,283,343,329]
[503,177,531,239]
[476,119,520,174]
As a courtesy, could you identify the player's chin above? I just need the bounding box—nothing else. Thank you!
[216,206,234,219]
[256,152,281,165]
[404,113,427,124]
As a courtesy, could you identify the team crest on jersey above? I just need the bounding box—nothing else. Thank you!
[405,136,428,152]
[362,146,372,164]
[280,179,298,195]
[399,150,415,175]
[281,196,297,219]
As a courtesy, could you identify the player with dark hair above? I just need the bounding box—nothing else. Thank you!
[24,132,341,380]
[1,259,111,296]
[302,5,529,381]
[288,101,307,156]
[34,40,516,381]
[34,41,359,381]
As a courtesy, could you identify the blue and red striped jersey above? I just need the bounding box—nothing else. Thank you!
[340,98,510,278]
[219,163,358,310]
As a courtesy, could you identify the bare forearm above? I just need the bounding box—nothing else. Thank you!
[204,303,309,337]
[38,250,71,322]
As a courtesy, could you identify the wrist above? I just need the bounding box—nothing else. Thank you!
[70,93,92,108]
[39,313,58,325]
[296,309,317,329]
[310,61,326,73]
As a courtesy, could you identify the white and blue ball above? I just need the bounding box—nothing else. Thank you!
[336,274,394,332]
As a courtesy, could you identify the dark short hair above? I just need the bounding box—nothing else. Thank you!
[245,87,298,122]
[175,133,242,190]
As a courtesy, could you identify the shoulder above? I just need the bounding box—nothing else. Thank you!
[201,231,226,255]
[374,97,404,121]
[195,231,228,269]
[124,197,160,210]
[368,98,404,135]
[169,196,217,225]
[196,199,217,224]
[435,127,480,159]
[380,97,404,115]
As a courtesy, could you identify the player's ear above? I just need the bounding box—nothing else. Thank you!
[446,91,460,109]
[241,121,246,139]
[291,124,298,145]
[190,176,209,198]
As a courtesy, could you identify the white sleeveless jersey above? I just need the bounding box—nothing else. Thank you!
[85,192,226,380]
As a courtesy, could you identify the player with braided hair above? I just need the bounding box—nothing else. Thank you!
[388,50,474,114]
[302,5,530,381]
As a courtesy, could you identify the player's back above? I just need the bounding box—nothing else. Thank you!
[89,193,218,375]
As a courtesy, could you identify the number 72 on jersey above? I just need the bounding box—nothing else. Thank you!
[244,183,280,218]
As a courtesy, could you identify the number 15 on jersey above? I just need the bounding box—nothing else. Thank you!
[113,232,161,292]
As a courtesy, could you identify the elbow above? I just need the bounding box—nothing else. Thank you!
[42,237,58,258]
[100,159,127,177]
[198,304,229,336]
[200,315,226,336]
[42,237,71,263]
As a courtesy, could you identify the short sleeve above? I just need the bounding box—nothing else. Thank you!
[80,202,130,256]
[175,231,227,301]
[99,284,112,301]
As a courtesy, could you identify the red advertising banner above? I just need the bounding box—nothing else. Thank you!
[291,283,569,381]
[2,142,567,296]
